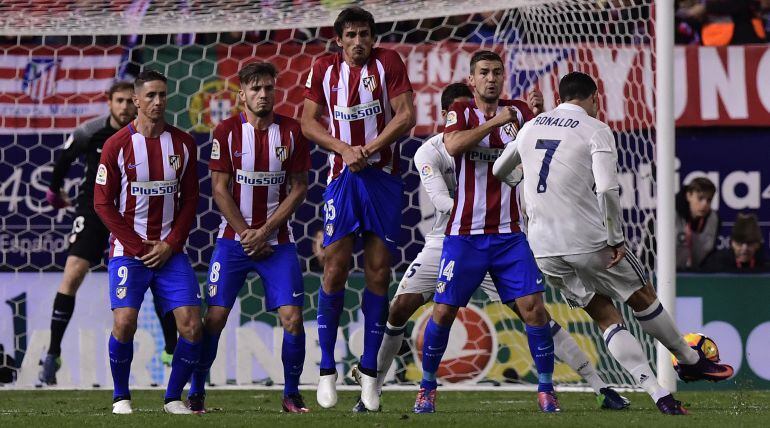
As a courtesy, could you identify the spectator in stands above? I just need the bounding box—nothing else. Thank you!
[676,0,704,44]
[700,213,770,273]
[693,0,767,46]
[640,177,720,271]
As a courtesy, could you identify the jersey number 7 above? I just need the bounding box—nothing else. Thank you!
[535,139,561,193]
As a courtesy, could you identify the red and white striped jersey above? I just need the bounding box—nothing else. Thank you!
[444,99,535,236]
[94,122,199,258]
[208,113,311,244]
[304,47,412,183]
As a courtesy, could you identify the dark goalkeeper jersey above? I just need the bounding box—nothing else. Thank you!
[49,115,118,215]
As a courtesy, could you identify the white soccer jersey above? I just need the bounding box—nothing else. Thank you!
[414,133,456,241]
[516,103,619,257]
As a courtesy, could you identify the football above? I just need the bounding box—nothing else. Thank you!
[672,333,721,368]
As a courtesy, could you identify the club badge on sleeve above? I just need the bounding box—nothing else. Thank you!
[446,111,457,127]
[211,139,221,160]
[96,164,107,185]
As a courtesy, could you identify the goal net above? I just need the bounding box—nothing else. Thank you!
[0,0,657,390]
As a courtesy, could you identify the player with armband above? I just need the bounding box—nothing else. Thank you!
[374,82,629,412]
[493,71,735,415]
[185,62,311,414]
[301,6,416,412]
[413,51,558,415]
[94,70,202,415]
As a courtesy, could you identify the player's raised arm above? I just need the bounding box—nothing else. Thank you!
[92,138,146,256]
[591,126,625,254]
[443,103,518,156]
[492,131,523,186]
[162,132,199,253]
[414,145,453,215]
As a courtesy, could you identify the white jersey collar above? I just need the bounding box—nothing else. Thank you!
[555,103,588,115]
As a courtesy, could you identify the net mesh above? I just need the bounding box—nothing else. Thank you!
[0,0,657,389]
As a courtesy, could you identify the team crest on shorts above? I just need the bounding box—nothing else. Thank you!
[168,154,180,170]
[208,283,217,297]
[362,75,377,93]
[275,146,288,162]
[116,287,127,299]
[436,281,446,294]
[325,223,334,237]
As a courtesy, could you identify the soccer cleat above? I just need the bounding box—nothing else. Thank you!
[537,391,561,413]
[675,350,734,383]
[317,372,338,408]
[655,394,688,415]
[186,393,206,414]
[112,399,133,414]
[282,393,310,413]
[161,351,173,367]
[598,387,630,410]
[413,387,437,414]
[164,400,193,414]
[38,354,61,385]
[352,395,382,413]
[352,364,380,412]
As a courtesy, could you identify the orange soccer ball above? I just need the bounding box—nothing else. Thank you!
[672,333,720,368]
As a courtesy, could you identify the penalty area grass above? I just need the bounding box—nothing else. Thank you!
[0,389,767,427]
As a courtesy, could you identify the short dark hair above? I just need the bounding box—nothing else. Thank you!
[731,212,763,244]
[558,72,597,102]
[470,50,503,72]
[441,83,473,110]
[134,69,167,91]
[686,177,717,199]
[238,61,277,86]
[334,6,376,38]
[107,81,133,100]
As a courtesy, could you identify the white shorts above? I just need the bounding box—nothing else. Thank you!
[395,238,500,302]
[535,247,648,309]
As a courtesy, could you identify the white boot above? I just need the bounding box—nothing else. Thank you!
[317,372,338,408]
[163,400,193,414]
[358,368,380,411]
[112,399,133,414]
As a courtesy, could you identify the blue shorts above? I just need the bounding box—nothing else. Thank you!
[206,238,304,311]
[322,167,403,254]
[434,233,545,307]
[108,253,200,314]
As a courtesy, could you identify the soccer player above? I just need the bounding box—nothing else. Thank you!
[94,70,202,415]
[301,6,416,411]
[413,51,557,414]
[186,62,311,414]
[39,82,179,385]
[493,71,735,415]
[373,82,628,412]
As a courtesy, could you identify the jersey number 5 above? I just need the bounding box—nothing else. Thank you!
[535,139,561,193]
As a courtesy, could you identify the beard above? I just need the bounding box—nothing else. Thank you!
[255,107,271,118]
[110,111,132,127]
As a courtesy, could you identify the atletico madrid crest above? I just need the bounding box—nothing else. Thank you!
[362,75,377,93]
[168,154,180,170]
[116,287,127,299]
[208,284,217,297]
[275,146,288,162]
[502,123,518,139]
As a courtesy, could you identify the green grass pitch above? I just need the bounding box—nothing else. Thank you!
[1,390,768,427]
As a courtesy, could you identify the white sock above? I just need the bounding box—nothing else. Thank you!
[551,320,607,394]
[633,299,699,365]
[376,321,406,392]
[603,323,669,403]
